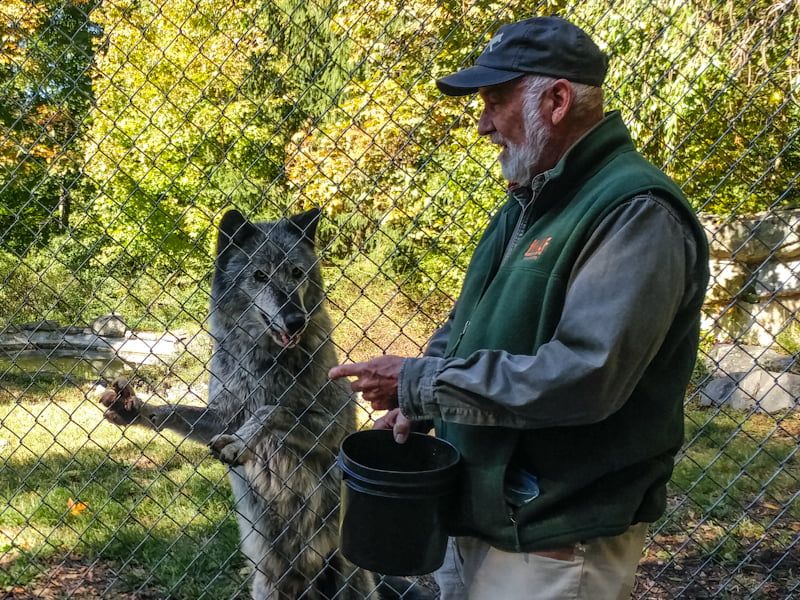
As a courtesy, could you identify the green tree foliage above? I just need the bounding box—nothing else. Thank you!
[591,0,799,214]
[288,0,798,305]
[84,0,350,275]
[0,0,99,253]
[287,0,540,299]
[1,0,796,326]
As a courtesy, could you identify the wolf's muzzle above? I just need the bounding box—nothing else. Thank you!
[281,311,307,336]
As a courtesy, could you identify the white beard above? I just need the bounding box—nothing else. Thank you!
[498,140,536,186]
[492,80,555,186]
[494,119,550,186]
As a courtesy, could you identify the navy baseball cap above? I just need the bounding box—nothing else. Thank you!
[436,16,609,96]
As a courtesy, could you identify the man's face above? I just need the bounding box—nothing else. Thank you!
[478,77,550,185]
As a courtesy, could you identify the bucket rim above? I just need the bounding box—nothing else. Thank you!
[340,475,455,499]
[338,455,458,486]
[339,430,460,478]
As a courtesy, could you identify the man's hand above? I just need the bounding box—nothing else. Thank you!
[373,408,411,444]
[329,355,404,411]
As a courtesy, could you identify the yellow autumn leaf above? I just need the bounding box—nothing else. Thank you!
[67,497,90,516]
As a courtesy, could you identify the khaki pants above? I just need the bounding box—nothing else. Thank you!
[434,523,648,600]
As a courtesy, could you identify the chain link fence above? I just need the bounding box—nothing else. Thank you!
[0,0,798,598]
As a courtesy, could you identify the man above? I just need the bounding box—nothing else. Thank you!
[329,15,709,600]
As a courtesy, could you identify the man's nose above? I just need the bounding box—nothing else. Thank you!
[477,108,494,136]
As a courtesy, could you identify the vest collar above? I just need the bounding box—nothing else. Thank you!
[548,110,635,184]
[508,171,550,208]
[506,111,635,214]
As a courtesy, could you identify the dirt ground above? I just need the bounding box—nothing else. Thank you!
[3,549,798,600]
[633,544,800,599]
[0,557,156,600]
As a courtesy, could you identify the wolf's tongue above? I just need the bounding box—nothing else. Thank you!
[281,333,291,346]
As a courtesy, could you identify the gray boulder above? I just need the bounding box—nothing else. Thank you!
[701,209,800,262]
[700,368,800,413]
[704,343,797,375]
[19,320,60,332]
[91,314,128,337]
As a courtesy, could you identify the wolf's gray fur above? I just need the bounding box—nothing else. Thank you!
[101,208,376,600]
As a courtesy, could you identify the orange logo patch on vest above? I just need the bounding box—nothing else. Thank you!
[523,237,552,260]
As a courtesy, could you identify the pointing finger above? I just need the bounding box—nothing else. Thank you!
[328,363,366,379]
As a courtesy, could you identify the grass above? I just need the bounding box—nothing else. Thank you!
[1,270,799,597]
[2,385,798,598]
[0,267,434,597]
[652,402,800,572]
[677,404,800,520]
[0,381,246,598]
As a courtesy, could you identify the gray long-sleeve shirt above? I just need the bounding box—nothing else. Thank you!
[398,189,703,429]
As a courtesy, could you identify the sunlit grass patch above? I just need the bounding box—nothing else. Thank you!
[0,391,244,598]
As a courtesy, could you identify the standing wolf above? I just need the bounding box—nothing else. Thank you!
[100,208,376,600]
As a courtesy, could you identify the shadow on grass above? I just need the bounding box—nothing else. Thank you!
[635,404,800,599]
[3,381,798,600]
[0,441,248,599]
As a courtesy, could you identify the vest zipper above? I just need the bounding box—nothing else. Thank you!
[507,506,522,552]
[500,207,531,268]
[450,320,471,354]
[501,174,547,267]
[450,175,546,356]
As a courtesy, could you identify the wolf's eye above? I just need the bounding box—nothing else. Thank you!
[253,269,269,282]
[290,266,303,279]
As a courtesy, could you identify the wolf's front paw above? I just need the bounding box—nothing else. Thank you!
[209,434,255,465]
[99,378,143,426]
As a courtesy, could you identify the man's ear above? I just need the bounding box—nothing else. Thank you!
[543,79,575,127]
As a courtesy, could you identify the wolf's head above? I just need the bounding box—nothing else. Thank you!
[212,208,324,349]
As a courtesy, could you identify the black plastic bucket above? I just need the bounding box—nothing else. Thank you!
[338,430,461,575]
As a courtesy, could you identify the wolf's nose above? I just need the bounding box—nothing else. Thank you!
[283,313,306,335]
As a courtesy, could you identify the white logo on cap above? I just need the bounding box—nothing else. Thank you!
[487,32,504,52]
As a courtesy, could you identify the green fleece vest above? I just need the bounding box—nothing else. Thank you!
[436,112,709,552]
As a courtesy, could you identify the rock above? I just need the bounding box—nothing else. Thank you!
[700,368,800,413]
[91,314,128,338]
[699,375,740,407]
[19,320,60,331]
[704,344,797,375]
[706,260,749,304]
[711,258,800,302]
[701,209,800,261]
[752,260,800,296]
[64,325,91,335]
[749,370,800,413]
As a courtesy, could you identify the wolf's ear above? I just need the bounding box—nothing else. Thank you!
[217,209,257,256]
[287,208,321,245]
